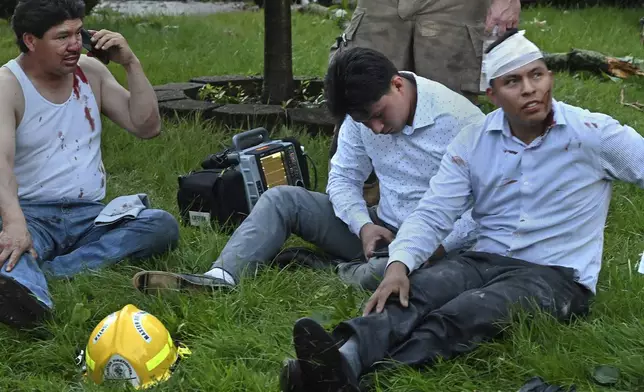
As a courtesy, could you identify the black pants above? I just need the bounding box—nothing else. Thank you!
[332,251,593,373]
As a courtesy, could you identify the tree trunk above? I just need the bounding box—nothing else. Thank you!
[543,49,643,79]
[263,0,295,105]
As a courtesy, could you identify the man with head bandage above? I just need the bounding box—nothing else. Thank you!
[278,30,644,391]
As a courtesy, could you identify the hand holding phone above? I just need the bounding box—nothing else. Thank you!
[81,29,110,65]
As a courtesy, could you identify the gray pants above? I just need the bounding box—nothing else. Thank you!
[212,185,394,290]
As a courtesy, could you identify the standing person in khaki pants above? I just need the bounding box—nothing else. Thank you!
[327,0,522,206]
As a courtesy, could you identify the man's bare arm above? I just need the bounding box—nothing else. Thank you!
[0,70,37,270]
[85,29,161,139]
[0,72,25,227]
[99,58,160,139]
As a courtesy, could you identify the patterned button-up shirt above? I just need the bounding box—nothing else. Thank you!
[389,99,644,292]
[327,72,485,252]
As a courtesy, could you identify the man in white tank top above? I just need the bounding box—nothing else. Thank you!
[0,0,179,329]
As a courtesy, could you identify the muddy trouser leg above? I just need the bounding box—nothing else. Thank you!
[328,0,414,70]
[332,252,592,375]
[329,0,490,97]
[413,0,491,99]
[412,0,491,95]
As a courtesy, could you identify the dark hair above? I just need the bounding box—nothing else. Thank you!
[324,47,399,120]
[485,28,519,55]
[11,0,86,53]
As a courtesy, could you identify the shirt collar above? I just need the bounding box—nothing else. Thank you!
[399,71,435,135]
[485,98,567,137]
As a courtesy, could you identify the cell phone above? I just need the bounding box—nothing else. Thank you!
[81,28,110,65]
[371,249,389,259]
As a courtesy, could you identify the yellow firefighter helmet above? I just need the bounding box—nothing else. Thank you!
[84,304,190,389]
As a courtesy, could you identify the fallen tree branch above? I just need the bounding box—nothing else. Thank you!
[620,88,644,111]
[543,49,644,79]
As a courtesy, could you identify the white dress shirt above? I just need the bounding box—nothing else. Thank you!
[327,72,485,252]
[389,99,644,292]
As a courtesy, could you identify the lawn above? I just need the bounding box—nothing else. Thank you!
[0,5,643,392]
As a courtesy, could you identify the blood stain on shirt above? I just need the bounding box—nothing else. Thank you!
[76,66,88,83]
[84,106,95,131]
[73,66,89,100]
[72,74,80,100]
[451,155,466,166]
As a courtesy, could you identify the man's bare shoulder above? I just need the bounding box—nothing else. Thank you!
[78,54,110,78]
[0,68,23,111]
[0,68,21,97]
[77,55,111,106]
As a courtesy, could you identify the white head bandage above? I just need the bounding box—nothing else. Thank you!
[483,30,543,87]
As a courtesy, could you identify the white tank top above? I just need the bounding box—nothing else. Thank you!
[3,59,105,202]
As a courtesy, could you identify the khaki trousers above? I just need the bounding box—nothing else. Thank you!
[329,0,491,96]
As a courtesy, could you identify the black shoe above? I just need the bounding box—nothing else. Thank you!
[280,357,360,392]
[0,275,51,329]
[292,317,360,392]
[132,271,234,295]
[280,358,304,392]
[273,247,337,270]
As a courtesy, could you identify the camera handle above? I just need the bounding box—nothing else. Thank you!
[232,127,270,151]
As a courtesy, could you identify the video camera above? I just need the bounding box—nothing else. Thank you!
[177,128,317,229]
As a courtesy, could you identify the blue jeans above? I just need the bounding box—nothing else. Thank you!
[0,198,179,309]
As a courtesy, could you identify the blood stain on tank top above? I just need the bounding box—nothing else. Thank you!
[58,131,66,150]
[72,67,95,131]
[73,66,89,100]
[76,66,88,83]
[72,74,80,100]
[84,106,95,131]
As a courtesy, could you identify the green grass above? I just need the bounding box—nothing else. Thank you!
[0,5,643,391]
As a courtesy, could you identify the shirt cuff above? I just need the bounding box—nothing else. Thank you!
[387,250,418,275]
[441,238,455,253]
[348,212,373,237]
